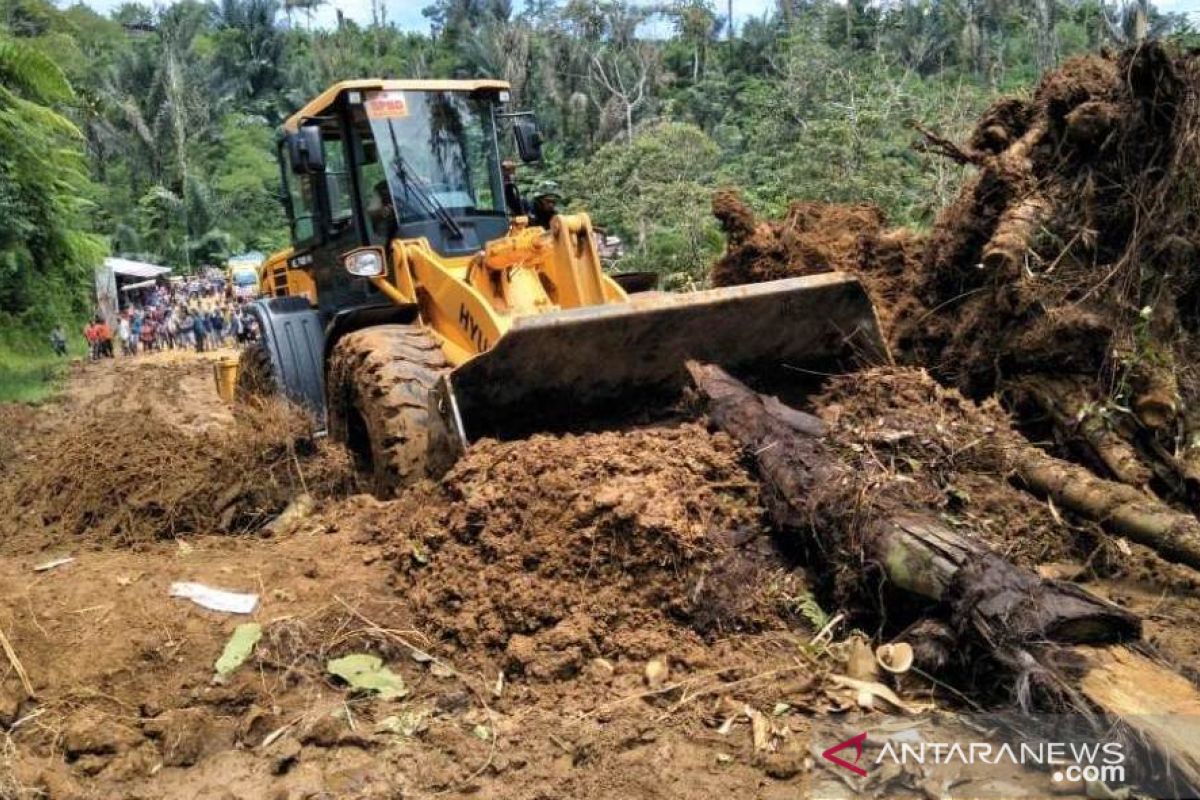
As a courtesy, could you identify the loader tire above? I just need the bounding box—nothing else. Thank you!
[235,341,276,401]
[327,325,456,497]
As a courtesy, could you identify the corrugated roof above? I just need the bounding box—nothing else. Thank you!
[103,257,171,279]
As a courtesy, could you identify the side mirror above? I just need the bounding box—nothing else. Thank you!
[513,119,543,163]
[287,125,326,174]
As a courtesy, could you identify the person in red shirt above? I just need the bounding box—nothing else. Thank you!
[83,321,99,361]
[96,319,114,359]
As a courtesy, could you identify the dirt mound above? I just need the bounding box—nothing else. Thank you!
[710,190,923,332]
[711,45,1200,513]
[0,398,357,551]
[364,423,807,679]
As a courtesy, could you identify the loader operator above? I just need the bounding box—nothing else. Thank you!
[368,180,397,238]
[502,161,561,230]
[528,181,563,229]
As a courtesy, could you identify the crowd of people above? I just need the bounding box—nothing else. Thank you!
[73,280,260,361]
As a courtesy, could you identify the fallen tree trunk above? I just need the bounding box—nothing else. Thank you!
[687,362,1200,793]
[1013,443,1200,570]
[686,362,1139,652]
[1014,376,1152,489]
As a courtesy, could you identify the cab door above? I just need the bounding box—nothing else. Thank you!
[307,121,376,318]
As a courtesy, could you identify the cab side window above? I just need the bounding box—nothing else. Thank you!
[324,137,354,227]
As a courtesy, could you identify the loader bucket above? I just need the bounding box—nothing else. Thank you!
[440,271,887,443]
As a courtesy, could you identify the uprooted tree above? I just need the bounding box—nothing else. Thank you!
[712,43,1200,520]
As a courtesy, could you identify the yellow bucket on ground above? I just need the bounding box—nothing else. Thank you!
[213,357,239,402]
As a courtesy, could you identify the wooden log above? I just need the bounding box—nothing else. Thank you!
[1013,443,1200,571]
[686,362,1139,648]
[1072,645,1200,793]
[981,193,1050,275]
[1014,376,1152,489]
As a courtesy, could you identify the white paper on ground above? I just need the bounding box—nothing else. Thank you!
[33,556,75,572]
[170,581,259,614]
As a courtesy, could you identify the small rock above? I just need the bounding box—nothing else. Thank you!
[143,707,231,767]
[760,749,806,780]
[435,690,471,714]
[239,705,279,746]
[644,659,669,689]
[588,658,615,682]
[505,634,537,671]
[299,715,343,748]
[299,714,373,749]
[72,754,110,777]
[101,742,160,782]
[35,765,84,800]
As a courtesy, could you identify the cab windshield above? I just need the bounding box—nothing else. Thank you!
[362,90,504,224]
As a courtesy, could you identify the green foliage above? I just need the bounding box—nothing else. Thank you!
[569,120,721,285]
[0,325,76,403]
[0,26,105,340]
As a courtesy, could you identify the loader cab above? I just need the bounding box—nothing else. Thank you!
[276,80,517,321]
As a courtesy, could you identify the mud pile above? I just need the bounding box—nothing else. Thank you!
[710,190,923,331]
[0,399,357,549]
[356,424,807,679]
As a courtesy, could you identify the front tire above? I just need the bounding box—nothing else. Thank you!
[326,325,456,497]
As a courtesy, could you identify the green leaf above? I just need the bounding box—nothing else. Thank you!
[326,654,408,699]
[214,622,263,678]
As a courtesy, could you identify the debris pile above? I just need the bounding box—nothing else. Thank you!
[900,44,1200,508]
[710,190,923,331]
[713,44,1200,514]
[815,367,1075,570]
[0,399,356,548]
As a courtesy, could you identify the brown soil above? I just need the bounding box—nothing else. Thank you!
[0,405,355,553]
[0,353,838,800]
[2,351,1131,799]
[710,190,923,334]
[386,426,804,673]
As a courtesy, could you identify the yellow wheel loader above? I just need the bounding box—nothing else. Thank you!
[239,79,886,495]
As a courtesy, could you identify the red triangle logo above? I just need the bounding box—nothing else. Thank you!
[821,731,868,776]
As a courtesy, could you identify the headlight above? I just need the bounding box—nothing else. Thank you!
[344,248,385,277]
